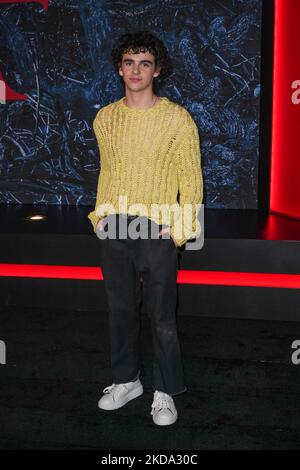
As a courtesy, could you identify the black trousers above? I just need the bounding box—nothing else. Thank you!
[98,214,187,396]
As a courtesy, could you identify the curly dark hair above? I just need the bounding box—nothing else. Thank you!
[111,30,173,82]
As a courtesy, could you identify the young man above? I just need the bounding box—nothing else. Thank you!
[88,30,203,426]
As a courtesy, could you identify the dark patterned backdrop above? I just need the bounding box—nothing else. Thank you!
[0,0,262,209]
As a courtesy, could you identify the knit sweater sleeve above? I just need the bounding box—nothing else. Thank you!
[87,113,108,233]
[169,114,203,247]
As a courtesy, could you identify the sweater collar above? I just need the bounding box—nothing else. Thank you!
[118,96,168,114]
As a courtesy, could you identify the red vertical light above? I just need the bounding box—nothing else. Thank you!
[271,0,300,219]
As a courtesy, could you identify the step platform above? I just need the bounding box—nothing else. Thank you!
[0,204,300,321]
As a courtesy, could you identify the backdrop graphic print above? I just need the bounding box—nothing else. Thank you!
[0,0,262,209]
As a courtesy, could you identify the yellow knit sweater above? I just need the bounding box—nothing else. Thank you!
[88,96,203,247]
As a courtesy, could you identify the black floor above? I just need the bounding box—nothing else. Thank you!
[1,204,300,448]
[1,305,300,449]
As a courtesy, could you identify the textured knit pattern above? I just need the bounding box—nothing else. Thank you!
[88,96,203,247]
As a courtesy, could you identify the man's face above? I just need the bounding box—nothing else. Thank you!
[118,49,161,92]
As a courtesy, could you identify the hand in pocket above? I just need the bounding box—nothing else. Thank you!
[158,226,178,248]
[96,219,105,232]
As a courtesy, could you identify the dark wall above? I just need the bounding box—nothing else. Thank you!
[0,0,262,209]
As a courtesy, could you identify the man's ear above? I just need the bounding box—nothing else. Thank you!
[118,62,123,76]
[153,66,162,78]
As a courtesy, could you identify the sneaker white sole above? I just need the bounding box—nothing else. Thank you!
[98,383,144,410]
[152,410,178,426]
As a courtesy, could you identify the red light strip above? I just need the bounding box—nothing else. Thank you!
[177,270,300,288]
[0,264,300,288]
[0,264,104,280]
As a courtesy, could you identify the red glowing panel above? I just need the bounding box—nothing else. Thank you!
[271,0,300,220]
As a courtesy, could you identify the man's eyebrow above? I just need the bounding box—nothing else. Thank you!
[122,59,154,64]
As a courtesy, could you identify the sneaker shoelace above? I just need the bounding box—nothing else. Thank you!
[150,392,175,416]
[102,383,128,401]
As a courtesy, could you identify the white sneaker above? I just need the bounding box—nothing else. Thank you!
[150,390,178,426]
[98,378,143,410]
